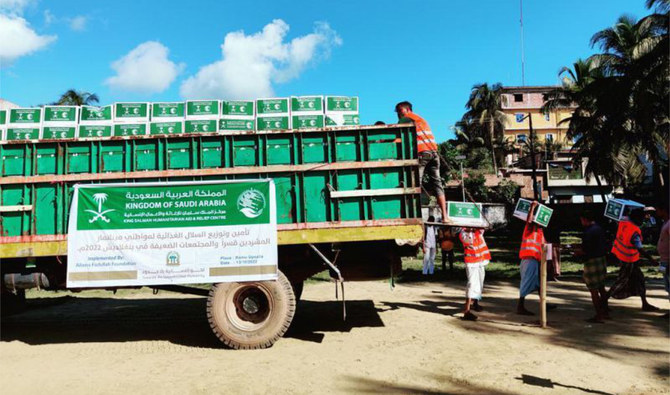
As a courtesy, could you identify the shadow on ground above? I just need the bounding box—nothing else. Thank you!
[0,296,384,348]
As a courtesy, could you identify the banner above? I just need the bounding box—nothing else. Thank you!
[67,180,277,288]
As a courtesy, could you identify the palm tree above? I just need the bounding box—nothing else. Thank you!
[54,90,99,106]
[462,83,508,174]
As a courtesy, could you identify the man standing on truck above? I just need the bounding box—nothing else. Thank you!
[396,101,447,222]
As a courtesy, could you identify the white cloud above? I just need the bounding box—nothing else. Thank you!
[0,0,35,15]
[69,15,86,31]
[0,14,56,65]
[105,41,184,94]
[180,20,341,99]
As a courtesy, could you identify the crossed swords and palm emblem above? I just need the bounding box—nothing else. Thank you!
[85,193,116,223]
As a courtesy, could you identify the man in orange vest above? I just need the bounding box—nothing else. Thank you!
[605,209,659,311]
[459,227,491,320]
[517,201,546,315]
[396,101,447,222]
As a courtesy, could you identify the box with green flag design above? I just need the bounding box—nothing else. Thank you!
[220,100,255,132]
[256,98,291,131]
[80,105,113,123]
[151,102,185,120]
[78,124,112,138]
[186,100,220,119]
[513,198,553,227]
[113,123,148,137]
[291,96,323,129]
[325,96,359,126]
[114,102,150,122]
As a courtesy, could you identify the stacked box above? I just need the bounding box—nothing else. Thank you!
[114,102,150,122]
[151,102,184,135]
[185,100,219,133]
[79,105,113,138]
[513,198,553,227]
[42,105,79,139]
[6,108,42,140]
[220,100,255,132]
[113,123,148,137]
[291,96,324,129]
[256,98,290,131]
[325,96,359,127]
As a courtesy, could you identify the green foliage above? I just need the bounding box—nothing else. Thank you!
[464,173,489,202]
[544,2,669,195]
[54,90,99,106]
[493,179,520,205]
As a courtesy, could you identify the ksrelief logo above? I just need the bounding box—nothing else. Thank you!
[237,188,266,218]
[85,193,115,223]
[166,251,180,266]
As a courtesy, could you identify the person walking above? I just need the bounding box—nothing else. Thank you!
[577,210,609,323]
[517,201,546,316]
[655,201,669,318]
[423,216,437,275]
[459,227,490,321]
[605,209,659,311]
[438,227,455,272]
[395,101,447,222]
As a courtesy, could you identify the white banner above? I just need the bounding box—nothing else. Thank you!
[67,180,277,288]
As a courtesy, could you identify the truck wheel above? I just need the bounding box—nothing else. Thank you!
[207,271,296,349]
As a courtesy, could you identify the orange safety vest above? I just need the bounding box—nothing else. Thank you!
[402,112,438,153]
[520,223,544,260]
[611,220,641,262]
[459,230,491,264]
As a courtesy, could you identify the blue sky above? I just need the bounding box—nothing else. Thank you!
[0,0,652,141]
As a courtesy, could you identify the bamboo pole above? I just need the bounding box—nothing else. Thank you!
[540,243,547,328]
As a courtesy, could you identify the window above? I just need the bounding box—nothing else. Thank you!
[545,133,554,142]
[515,113,525,123]
[514,94,524,102]
[516,134,527,143]
[544,113,550,121]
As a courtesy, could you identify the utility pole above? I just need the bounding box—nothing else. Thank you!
[456,155,466,201]
[520,0,526,86]
[528,112,539,200]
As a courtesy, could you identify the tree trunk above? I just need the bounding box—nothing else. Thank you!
[489,122,498,175]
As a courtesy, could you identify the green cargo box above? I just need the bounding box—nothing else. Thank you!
[0,124,422,257]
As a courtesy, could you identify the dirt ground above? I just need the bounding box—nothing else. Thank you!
[1,277,668,395]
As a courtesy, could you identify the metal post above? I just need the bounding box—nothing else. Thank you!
[528,112,539,200]
[540,243,547,328]
[460,161,465,202]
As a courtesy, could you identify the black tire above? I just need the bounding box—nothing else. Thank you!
[291,281,304,302]
[207,271,296,349]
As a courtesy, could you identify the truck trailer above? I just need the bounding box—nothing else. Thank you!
[0,123,423,349]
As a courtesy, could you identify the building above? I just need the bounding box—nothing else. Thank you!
[500,86,573,147]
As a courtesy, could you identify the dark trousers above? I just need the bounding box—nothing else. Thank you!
[441,249,454,271]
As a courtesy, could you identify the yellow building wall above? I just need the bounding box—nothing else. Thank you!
[503,108,573,146]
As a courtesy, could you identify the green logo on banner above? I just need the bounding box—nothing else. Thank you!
[237,188,266,218]
[76,182,271,231]
[256,99,289,115]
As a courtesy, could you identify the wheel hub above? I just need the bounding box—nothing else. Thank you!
[233,286,270,324]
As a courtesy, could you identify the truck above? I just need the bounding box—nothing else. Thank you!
[0,122,423,349]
